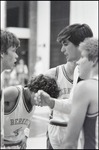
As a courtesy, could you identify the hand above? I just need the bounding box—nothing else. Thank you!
[20,136,27,149]
[34,90,55,108]
[34,90,51,107]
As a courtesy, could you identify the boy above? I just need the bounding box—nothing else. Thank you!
[61,37,98,149]
[0,29,20,148]
[4,74,60,149]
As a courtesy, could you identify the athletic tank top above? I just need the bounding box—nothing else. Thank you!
[83,112,99,149]
[4,85,35,145]
[55,64,73,99]
[83,77,98,149]
[53,64,73,121]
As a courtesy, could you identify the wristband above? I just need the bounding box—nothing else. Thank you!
[24,128,30,138]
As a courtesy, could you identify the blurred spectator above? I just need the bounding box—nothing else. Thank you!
[3,69,19,88]
[3,70,11,88]
[34,56,43,76]
[15,58,28,86]
[9,68,20,86]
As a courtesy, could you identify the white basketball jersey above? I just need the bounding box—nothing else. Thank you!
[4,85,35,145]
[56,64,73,99]
[53,64,73,121]
[48,64,74,149]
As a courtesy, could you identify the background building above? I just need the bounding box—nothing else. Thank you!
[1,1,98,78]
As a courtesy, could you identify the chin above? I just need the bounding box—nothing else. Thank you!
[10,66,14,70]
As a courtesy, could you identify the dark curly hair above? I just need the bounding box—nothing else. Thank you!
[27,74,60,98]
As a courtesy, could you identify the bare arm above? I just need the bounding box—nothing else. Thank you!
[53,98,72,114]
[44,67,56,78]
[4,86,19,103]
[34,90,72,115]
[62,82,90,149]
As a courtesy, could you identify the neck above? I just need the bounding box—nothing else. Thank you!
[24,88,31,102]
[1,63,8,73]
[24,88,35,106]
[65,61,76,80]
[66,61,76,73]
[24,88,34,111]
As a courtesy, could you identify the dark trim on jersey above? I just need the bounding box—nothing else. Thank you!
[87,112,99,117]
[22,88,33,113]
[5,87,20,115]
[49,66,59,120]
[83,115,98,149]
[4,139,22,147]
[49,65,73,120]
[62,65,73,84]
[55,66,59,80]
[77,77,84,83]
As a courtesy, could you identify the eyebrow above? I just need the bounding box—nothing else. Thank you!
[62,40,69,45]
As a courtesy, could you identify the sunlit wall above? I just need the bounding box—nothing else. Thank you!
[70,1,98,38]
[1,1,6,29]
[37,1,51,73]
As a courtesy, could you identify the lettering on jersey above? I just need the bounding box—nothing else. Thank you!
[13,127,22,136]
[59,88,71,96]
[10,118,31,126]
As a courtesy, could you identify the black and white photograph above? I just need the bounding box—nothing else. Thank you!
[0,1,98,149]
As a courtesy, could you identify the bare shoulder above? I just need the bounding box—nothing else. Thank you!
[44,67,56,78]
[4,86,19,102]
[73,79,98,103]
[74,80,89,94]
[80,79,98,92]
[75,79,98,92]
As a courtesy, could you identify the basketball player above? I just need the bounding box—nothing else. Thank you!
[0,29,20,148]
[35,24,93,149]
[3,74,60,149]
[61,37,98,149]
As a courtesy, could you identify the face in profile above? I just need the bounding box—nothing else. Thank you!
[2,46,18,70]
[61,40,81,62]
[77,51,93,79]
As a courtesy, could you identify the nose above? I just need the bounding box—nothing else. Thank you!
[61,45,66,53]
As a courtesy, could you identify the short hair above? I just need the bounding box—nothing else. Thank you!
[27,74,60,98]
[79,37,98,63]
[57,23,93,46]
[0,29,20,54]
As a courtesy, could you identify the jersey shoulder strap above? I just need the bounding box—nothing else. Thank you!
[55,66,59,80]
[62,65,73,84]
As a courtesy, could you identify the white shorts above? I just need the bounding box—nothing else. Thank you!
[48,124,84,149]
